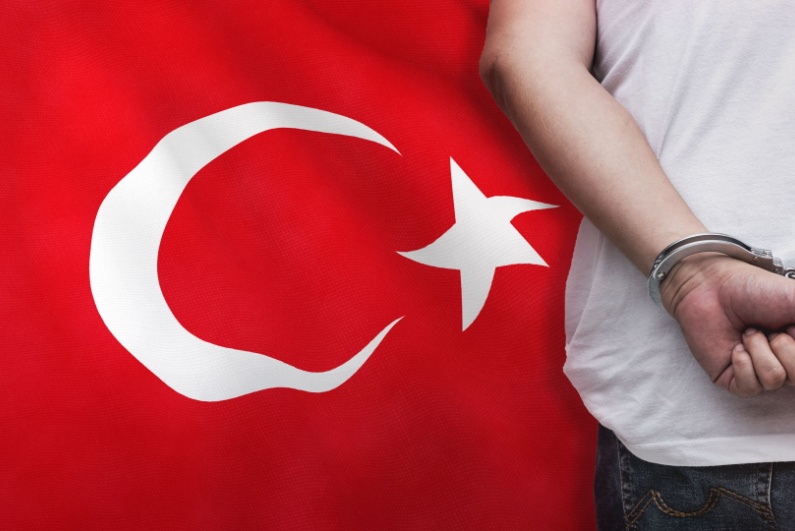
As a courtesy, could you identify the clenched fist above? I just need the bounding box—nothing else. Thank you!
[660,253,795,397]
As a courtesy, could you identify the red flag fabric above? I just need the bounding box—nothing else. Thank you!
[2,1,595,529]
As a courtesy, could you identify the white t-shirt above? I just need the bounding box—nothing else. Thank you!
[564,0,795,466]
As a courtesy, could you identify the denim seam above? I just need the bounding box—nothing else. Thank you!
[623,486,776,529]
[617,438,635,519]
[768,463,774,502]
[755,462,776,530]
[717,488,775,525]
[765,463,775,530]
[624,490,654,529]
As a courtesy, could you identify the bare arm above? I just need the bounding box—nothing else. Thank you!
[480,0,795,396]
[479,0,703,272]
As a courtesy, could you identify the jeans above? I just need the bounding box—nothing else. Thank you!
[594,425,795,530]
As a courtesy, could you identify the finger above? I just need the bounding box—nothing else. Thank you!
[729,343,762,397]
[771,331,795,386]
[742,328,787,391]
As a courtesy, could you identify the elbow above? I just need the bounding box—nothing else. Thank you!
[478,46,500,95]
[479,45,515,110]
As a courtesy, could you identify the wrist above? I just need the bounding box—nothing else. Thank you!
[658,252,723,316]
[648,233,788,307]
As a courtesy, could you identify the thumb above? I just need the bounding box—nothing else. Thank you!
[730,269,795,329]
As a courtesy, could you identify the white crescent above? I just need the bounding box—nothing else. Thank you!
[89,102,402,401]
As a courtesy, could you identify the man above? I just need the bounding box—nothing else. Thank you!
[481,0,795,528]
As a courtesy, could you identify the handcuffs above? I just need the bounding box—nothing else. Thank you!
[648,233,795,305]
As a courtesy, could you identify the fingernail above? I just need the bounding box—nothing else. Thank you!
[745,328,758,336]
[735,343,746,352]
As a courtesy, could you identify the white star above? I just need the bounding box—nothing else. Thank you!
[399,158,556,330]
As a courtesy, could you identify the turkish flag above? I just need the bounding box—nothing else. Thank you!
[2,1,595,529]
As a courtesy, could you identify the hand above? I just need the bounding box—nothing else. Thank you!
[660,253,795,397]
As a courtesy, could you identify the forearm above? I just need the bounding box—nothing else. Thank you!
[479,0,795,397]
[480,1,705,273]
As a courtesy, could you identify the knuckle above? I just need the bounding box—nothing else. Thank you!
[771,333,795,351]
[732,353,752,371]
[727,380,758,398]
[761,367,787,390]
[734,353,750,367]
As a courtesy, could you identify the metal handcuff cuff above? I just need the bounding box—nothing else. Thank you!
[648,233,795,305]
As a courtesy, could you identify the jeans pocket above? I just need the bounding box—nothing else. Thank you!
[594,425,777,531]
[624,485,775,530]
[617,440,775,530]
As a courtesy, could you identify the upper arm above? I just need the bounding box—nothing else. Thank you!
[480,0,598,85]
